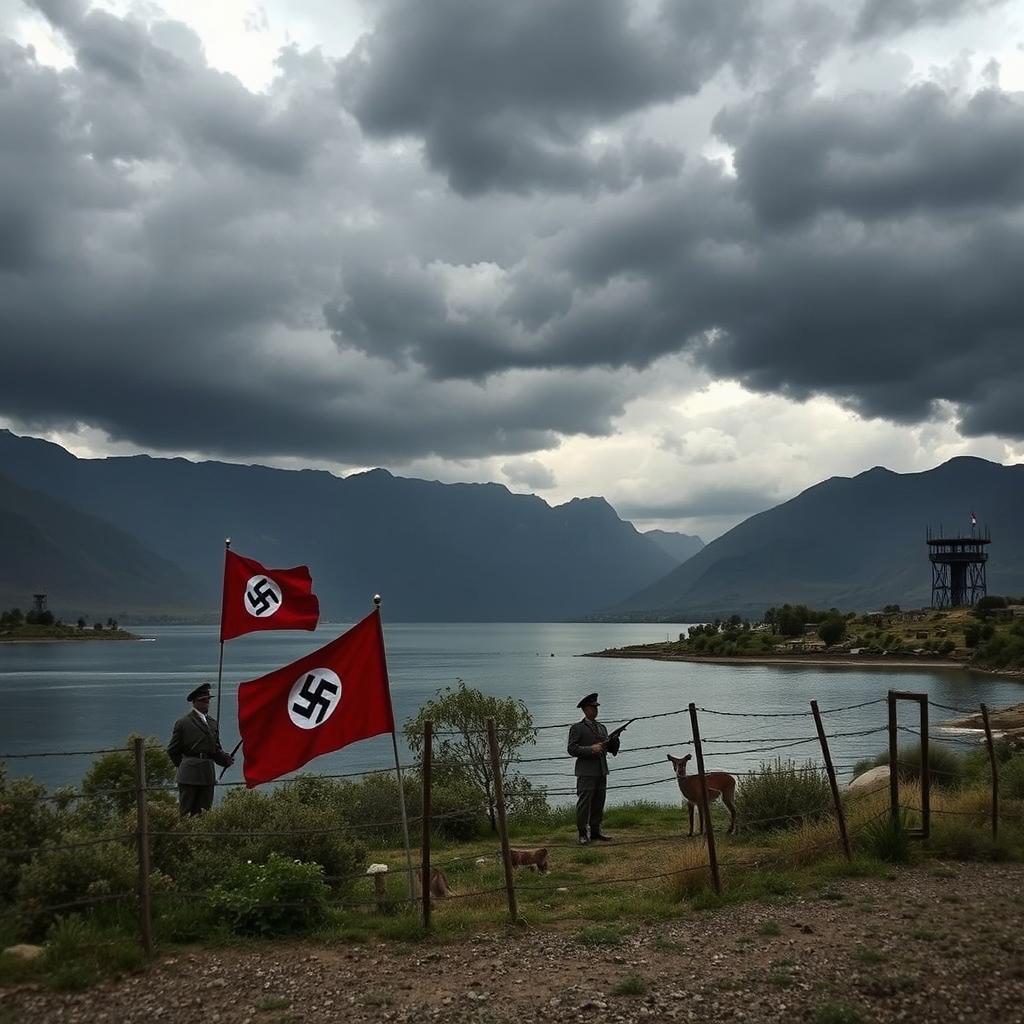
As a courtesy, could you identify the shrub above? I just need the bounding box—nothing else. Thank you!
[1001,754,1024,800]
[187,788,365,890]
[207,854,328,936]
[817,616,846,647]
[81,737,176,818]
[858,811,912,864]
[15,834,137,939]
[0,766,61,904]
[734,759,833,833]
[863,743,965,789]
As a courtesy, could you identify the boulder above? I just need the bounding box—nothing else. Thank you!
[2,944,45,961]
[847,764,891,794]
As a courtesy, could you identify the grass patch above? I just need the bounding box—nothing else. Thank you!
[757,920,781,936]
[852,947,887,965]
[611,974,647,996]
[256,997,291,1012]
[577,924,623,947]
[813,1002,865,1024]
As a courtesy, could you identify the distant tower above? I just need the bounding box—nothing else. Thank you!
[927,526,990,608]
[32,593,48,613]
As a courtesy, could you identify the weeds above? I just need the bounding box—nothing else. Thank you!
[611,975,647,996]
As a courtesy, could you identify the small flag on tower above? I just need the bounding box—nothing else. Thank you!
[971,511,978,528]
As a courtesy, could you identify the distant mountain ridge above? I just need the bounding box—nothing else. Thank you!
[0,471,204,616]
[0,430,674,622]
[642,529,704,564]
[614,457,1024,620]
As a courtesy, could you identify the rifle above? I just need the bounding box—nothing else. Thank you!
[604,718,636,744]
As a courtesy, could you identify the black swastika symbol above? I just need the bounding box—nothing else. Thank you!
[245,577,281,615]
[291,673,339,726]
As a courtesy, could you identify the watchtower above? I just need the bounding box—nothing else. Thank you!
[927,527,990,608]
[32,593,47,613]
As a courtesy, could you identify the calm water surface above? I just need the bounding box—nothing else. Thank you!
[2,623,1021,802]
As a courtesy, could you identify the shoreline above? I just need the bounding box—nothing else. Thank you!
[0,634,142,644]
[582,649,969,671]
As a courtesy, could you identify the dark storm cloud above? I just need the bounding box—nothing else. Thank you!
[339,0,748,195]
[3,0,1024,473]
[853,0,1004,39]
[715,84,1024,225]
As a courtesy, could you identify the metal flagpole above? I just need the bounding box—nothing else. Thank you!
[376,594,416,902]
[215,538,231,721]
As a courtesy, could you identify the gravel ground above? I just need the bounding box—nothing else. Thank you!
[4,862,1023,1024]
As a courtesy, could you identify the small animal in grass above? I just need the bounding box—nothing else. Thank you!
[429,866,451,898]
[509,847,549,873]
[666,753,738,836]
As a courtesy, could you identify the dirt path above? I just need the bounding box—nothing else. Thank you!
[5,863,1023,1024]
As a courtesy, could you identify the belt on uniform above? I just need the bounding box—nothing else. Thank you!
[186,752,211,759]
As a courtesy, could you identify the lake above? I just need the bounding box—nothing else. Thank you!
[2,622,1021,802]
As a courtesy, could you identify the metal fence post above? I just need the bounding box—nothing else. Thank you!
[132,737,154,956]
[486,718,519,922]
[687,703,721,895]
[887,690,899,828]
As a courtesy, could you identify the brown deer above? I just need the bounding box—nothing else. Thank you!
[667,753,738,836]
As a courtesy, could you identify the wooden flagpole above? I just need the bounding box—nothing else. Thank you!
[375,594,416,902]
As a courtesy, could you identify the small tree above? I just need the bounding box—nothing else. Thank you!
[817,616,846,647]
[77,617,86,629]
[403,679,537,831]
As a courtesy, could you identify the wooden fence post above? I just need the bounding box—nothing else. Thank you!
[687,703,721,896]
[421,721,433,930]
[811,700,851,861]
[132,737,153,956]
[980,703,999,841]
[887,690,899,829]
[920,697,930,840]
[486,718,519,923]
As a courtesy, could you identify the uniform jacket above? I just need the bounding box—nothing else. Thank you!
[567,718,620,778]
[167,710,231,786]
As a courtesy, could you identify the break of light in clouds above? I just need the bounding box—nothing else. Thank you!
[1,0,1023,541]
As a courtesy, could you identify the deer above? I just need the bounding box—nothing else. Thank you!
[667,753,738,836]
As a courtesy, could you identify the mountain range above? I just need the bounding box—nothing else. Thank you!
[0,430,682,621]
[2,429,1021,622]
[613,457,1024,620]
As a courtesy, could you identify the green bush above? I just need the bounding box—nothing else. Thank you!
[734,759,833,833]
[862,743,965,789]
[80,737,176,818]
[186,788,365,890]
[15,834,137,939]
[207,854,328,936]
[1001,754,1024,800]
[858,812,912,864]
[0,765,61,904]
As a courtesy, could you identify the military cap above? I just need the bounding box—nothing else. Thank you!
[577,693,599,709]
[187,682,212,703]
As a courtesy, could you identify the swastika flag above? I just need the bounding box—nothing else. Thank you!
[220,549,320,642]
[236,609,395,786]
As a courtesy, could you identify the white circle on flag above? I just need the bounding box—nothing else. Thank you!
[288,668,343,730]
[244,575,282,618]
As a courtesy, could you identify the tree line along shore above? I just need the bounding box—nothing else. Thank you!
[586,600,1024,680]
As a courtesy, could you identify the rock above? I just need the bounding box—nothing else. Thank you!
[847,764,891,794]
[3,944,45,961]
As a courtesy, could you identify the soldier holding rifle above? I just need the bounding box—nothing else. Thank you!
[567,693,633,845]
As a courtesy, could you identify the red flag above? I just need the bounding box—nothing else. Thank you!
[220,549,320,642]
[236,609,395,786]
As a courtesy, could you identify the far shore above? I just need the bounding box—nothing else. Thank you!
[0,631,142,644]
[583,648,967,671]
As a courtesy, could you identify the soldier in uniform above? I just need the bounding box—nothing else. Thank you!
[167,683,234,816]
[567,693,620,845]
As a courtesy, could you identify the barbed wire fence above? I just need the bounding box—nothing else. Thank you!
[0,690,1014,950]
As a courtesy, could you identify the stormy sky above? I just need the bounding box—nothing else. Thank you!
[1,0,1023,540]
